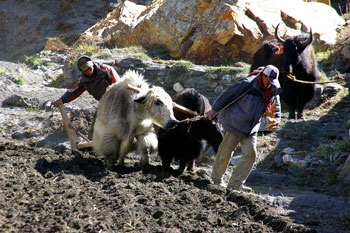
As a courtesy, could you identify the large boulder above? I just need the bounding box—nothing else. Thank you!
[339,155,350,187]
[74,0,345,65]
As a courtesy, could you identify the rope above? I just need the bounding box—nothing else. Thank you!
[176,115,207,133]
[177,87,252,125]
[178,115,208,124]
[286,74,343,84]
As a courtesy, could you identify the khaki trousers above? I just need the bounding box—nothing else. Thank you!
[211,131,257,188]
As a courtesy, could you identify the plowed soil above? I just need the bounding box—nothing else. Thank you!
[0,141,312,233]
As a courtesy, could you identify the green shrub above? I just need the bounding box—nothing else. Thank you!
[176,61,193,71]
[74,44,100,54]
[135,52,152,61]
[311,139,350,159]
[48,74,65,88]
[18,75,24,85]
[24,56,42,68]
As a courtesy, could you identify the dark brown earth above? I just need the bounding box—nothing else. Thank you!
[1,1,350,233]
[0,141,313,233]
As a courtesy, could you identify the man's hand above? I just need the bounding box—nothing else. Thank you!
[268,119,279,130]
[207,112,215,120]
[53,99,63,107]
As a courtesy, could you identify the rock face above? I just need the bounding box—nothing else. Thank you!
[75,0,345,65]
[0,0,111,61]
[339,155,350,186]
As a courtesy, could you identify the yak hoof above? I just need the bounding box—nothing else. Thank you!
[104,157,117,170]
[140,155,149,168]
[173,170,184,177]
[162,165,173,174]
[288,113,296,119]
[297,113,305,120]
[105,162,116,171]
[187,160,195,172]
[173,166,186,177]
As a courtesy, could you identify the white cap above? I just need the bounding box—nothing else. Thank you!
[262,65,280,88]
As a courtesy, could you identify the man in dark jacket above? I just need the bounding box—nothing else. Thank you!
[53,56,120,139]
[207,65,282,192]
[53,56,119,105]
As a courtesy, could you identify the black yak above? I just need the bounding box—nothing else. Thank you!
[157,88,223,176]
[251,24,319,119]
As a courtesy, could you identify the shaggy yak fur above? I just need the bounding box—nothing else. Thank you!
[157,88,223,176]
[93,70,178,169]
[251,24,319,119]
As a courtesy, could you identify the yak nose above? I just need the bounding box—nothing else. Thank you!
[165,119,179,129]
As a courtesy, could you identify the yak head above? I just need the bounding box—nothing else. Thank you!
[275,23,313,73]
[171,88,224,152]
[196,119,223,153]
[134,87,178,129]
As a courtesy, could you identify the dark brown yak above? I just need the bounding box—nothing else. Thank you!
[157,88,223,176]
[251,24,319,119]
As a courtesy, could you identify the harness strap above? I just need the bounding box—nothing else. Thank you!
[212,87,252,118]
[178,87,253,124]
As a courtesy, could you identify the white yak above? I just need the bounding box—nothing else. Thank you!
[93,70,178,168]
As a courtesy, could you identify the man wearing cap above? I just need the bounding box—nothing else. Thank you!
[207,65,282,192]
[53,56,120,138]
[53,56,120,106]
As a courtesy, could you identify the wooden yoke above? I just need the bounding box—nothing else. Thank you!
[127,84,198,117]
[56,101,79,150]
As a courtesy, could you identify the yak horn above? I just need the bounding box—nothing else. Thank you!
[301,27,313,48]
[275,23,285,43]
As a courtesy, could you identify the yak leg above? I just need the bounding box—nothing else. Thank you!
[103,137,120,169]
[288,104,296,119]
[175,160,187,177]
[117,139,132,166]
[162,156,173,173]
[187,160,195,173]
[138,132,157,167]
[297,110,305,120]
[138,143,150,168]
[105,151,118,169]
[283,91,297,119]
[297,100,306,120]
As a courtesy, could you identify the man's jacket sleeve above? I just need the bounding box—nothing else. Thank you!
[60,80,86,104]
[211,79,251,114]
[101,64,120,83]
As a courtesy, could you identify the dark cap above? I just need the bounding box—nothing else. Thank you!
[77,56,93,71]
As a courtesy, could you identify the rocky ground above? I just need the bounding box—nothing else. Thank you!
[1,50,350,232]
